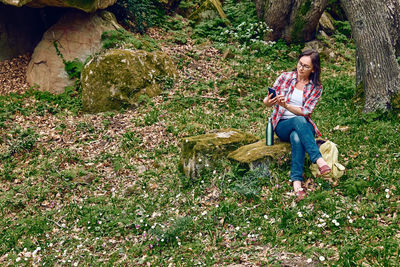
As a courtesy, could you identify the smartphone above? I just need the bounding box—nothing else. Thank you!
[268,87,276,99]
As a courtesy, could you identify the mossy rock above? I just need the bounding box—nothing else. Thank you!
[228,139,291,170]
[1,0,116,12]
[81,48,176,113]
[180,128,259,178]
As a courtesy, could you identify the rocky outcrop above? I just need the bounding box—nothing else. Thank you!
[0,0,116,12]
[26,10,121,94]
[318,11,336,35]
[81,48,176,113]
[180,129,259,177]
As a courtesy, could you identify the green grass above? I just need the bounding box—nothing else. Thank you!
[1,15,400,267]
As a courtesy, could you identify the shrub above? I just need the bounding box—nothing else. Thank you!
[108,0,165,34]
[334,20,352,37]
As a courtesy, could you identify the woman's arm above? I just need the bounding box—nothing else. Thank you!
[276,84,323,116]
[276,95,305,115]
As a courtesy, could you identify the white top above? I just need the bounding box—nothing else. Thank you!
[281,88,303,119]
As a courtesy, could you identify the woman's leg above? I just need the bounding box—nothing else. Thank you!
[275,116,323,183]
[290,117,321,163]
[289,131,305,182]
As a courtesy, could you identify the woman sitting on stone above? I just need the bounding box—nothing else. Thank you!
[263,49,331,200]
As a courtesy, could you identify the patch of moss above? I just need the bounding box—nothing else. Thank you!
[81,49,176,113]
[228,139,290,164]
[101,29,160,52]
[66,0,95,11]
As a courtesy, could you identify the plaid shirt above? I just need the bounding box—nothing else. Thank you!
[270,71,322,137]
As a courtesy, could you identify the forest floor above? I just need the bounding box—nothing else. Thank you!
[1,15,400,266]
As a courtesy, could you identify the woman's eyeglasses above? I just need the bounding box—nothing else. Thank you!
[298,62,312,70]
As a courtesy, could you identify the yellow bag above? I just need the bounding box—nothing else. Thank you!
[310,140,346,186]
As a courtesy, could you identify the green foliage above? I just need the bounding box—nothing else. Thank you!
[53,41,83,80]
[222,21,272,49]
[107,0,165,34]
[192,18,229,42]
[334,20,352,37]
[101,29,160,51]
[1,128,38,161]
[230,165,270,199]
[223,0,258,26]
[149,217,194,247]
[121,131,142,151]
[1,9,400,267]
[28,86,82,115]
[53,41,83,98]
[144,109,160,126]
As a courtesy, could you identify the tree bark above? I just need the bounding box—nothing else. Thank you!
[341,0,400,112]
[255,0,329,43]
[383,0,400,57]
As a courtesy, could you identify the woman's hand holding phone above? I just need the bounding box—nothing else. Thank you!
[263,88,279,107]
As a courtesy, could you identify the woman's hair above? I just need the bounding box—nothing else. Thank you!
[297,49,321,86]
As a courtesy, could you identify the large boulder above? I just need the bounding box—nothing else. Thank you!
[81,48,177,113]
[26,10,121,94]
[0,0,116,12]
[180,129,259,178]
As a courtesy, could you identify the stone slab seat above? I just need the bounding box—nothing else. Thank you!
[227,138,291,170]
[180,128,259,178]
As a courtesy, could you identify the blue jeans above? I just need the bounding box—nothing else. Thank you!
[275,116,322,182]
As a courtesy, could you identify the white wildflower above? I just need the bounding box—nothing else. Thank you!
[319,256,325,261]
[297,212,303,218]
[307,258,312,263]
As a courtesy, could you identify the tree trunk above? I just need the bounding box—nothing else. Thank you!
[341,0,400,112]
[255,0,329,43]
[383,0,400,57]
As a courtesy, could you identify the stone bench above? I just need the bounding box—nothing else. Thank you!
[180,129,290,178]
[227,139,291,171]
[180,128,259,177]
